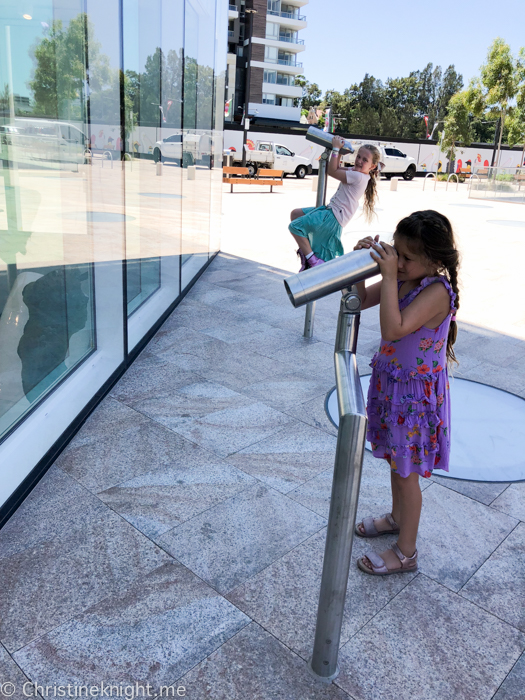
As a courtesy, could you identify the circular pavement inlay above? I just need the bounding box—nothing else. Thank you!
[139,193,183,199]
[486,219,525,227]
[61,212,135,222]
[450,203,493,208]
[325,376,525,482]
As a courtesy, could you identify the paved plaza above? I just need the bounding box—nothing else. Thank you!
[1,175,524,700]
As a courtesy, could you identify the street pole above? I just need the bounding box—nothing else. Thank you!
[241,7,256,167]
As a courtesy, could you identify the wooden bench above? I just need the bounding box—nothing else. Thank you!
[222,166,284,192]
[458,168,472,179]
[473,168,489,179]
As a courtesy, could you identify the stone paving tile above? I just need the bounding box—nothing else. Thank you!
[179,622,350,700]
[13,562,249,692]
[158,483,326,594]
[0,487,114,560]
[335,575,525,700]
[288,451,432,521]
[285,392,338,438]
[109,355,198,405]
[160,298,253,336]
[416,483,518,592]
[460,522,525,631]
[227,528,417,660]
[431,475,511,506]
[218,324,322,360]
[141,325,223,360]
[129,380,253,430]
[456,328,525,368]
[151,338,290,392]
[455,360,525,397]
[0,466,90,559]
[184,279,242,307]
[238,370,333,411]
[200,266,252,286]
[57,410,213,493]
[491,482,525,522]
[226,421,337,493]
[204,269,290,305]
[493,652,525,700]
[164,401,294,458]
[211,289,298,327]
[98,461,256,539]
[0,503,169,652]
[0,642,41,700]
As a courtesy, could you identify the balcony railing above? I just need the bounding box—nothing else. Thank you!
[278,35,304,44]
[268,9,306,20]
[266,34,305,45]
[263,57,303,68]
[228,30,235,39]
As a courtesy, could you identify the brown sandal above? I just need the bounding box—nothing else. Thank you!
[355,513,400,538]
[357,543,418,576]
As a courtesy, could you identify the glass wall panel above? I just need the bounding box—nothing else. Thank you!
[0,0,224,513]
[0,0,125,504]
[123,0,183,349]
[181,0,215,288]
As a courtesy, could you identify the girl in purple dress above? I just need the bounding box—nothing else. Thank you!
[353,210,460,576]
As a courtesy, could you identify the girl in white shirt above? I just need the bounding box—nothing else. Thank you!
[289,137,382,270]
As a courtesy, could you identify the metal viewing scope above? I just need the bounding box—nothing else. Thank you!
[305,126,354,155]
[284,247,381,308]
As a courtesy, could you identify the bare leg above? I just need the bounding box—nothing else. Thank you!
[289,208,313,256]
[357,457,398,535]
[361,471,422,570]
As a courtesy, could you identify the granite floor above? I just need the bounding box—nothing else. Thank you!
[2,178,525,700]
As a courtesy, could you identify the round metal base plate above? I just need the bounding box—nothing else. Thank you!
[325,376,525,483]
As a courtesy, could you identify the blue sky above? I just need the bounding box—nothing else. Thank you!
[301,0,525,94]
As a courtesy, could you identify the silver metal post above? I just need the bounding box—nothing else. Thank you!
[309,288,367,681]
[303,148,330,338]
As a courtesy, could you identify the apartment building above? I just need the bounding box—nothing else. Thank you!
[227,0,308,123]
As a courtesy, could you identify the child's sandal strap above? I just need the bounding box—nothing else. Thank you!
[385,513,398,530]
[391,543,418,568]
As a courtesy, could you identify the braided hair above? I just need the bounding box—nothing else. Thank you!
[395,210,461,366]
[361,144,382,224]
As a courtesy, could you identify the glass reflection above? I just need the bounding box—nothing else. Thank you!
[0,0,224,490]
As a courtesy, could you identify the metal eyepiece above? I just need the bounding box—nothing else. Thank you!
[284,248,380,308]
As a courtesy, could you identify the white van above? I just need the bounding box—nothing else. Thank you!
[7,118,87,164]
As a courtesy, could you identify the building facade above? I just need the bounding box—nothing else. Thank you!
[0,0,227,522]
[227,0,307,123]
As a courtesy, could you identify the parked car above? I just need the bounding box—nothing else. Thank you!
[229,141,312,178]
[343,143,417,180]
[153,132,210,166]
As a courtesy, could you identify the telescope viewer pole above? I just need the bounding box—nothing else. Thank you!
[303,148,330,338]
[309,287,367,681]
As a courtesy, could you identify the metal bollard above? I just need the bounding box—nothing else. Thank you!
[310,289,367,681]
[187,165,196,180]
[303,149,329,338]
[390,177,398,191]
[311,175,318,192]
[156,162,162,176]
[284,262,381,682]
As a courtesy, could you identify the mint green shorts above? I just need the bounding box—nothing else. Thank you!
[288,205,343,261]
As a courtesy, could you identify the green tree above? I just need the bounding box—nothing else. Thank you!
[506,48,525,166]
[442,91,473,166]
[295,75,322,110]
[469,38,519,165]
[29,14,110,120]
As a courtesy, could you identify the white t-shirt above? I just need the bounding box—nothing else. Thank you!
[327,170,370,227]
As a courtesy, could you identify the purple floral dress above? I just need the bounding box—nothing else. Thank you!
[366,276,457,478]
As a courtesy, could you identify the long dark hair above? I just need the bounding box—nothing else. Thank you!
[395,210,460,366]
